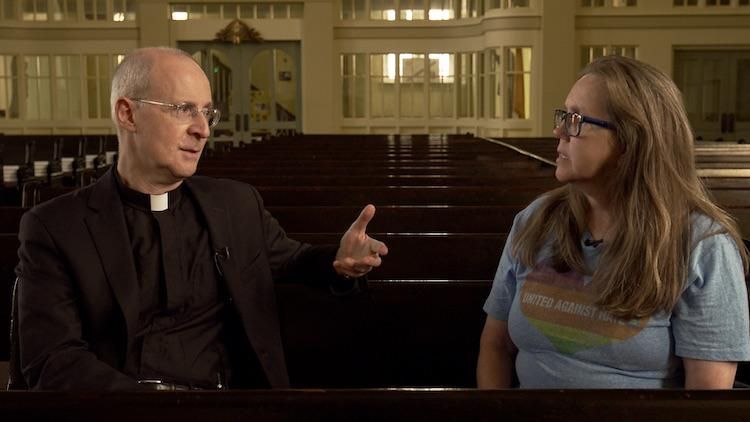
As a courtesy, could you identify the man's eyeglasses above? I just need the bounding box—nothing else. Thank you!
[132,99,221,128]
[554,109,615,137]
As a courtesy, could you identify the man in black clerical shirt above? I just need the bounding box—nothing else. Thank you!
[14,47,388,390]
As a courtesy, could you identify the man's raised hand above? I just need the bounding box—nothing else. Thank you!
[333,204,388,279]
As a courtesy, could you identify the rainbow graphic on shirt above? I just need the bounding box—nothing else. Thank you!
[520,264,648,354]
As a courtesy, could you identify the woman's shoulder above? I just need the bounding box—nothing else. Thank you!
[689,212,730,246]
[507,194,560,242]
[516,194,551,221]
[683,212,745,296]
[687,213,743,267]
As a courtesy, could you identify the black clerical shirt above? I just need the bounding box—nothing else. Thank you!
[114,172,258,388]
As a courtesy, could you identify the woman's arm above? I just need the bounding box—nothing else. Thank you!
[477,315,518,389]
[683,358,738,389]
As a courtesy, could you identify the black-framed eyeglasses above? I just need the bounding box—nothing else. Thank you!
[554,109,615,137]
[132,98,221,128]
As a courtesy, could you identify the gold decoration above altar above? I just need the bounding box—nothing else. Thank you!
[215,19,264,44]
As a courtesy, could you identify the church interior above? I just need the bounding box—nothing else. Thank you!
[0,0,749,419]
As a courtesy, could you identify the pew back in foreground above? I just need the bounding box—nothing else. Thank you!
[0,278,489,388]
[0,232,497,368]
[0,389,748,421]
[278,280,490,388]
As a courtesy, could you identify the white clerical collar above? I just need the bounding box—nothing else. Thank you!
[150,192,169,212]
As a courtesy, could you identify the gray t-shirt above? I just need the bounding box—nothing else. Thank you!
[484,197,750,388]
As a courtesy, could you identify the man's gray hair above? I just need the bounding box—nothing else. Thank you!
[110,47,195,122]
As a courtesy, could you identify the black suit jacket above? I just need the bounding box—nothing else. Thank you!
[15,169,343,390]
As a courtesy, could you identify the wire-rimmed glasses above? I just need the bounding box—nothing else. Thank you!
[132,98,221,127]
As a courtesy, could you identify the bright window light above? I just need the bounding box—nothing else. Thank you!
[385,9,396,20]
[429,53,451,78]
[171,11,188,20]
[399,53,417,78]
[385,53,397,82]
[428,8,451,20]
[113,12,125,21]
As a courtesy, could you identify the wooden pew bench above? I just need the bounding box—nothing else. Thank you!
[0,207,27,233]
[24,185,548,208]
[0,205,520,235]
[277,279,490,388]
[1,135,116,189]
[0,187,21,206]
[256,187,545,206]
[1,383,750,421]
[197,165,556,177]
[0,233,18,360]
[259,186,750,209]
[4,203,749,241]
[696,155,750,163]
[704,178,750,189]
[291,233,506,281]
[219,146,523,155]
[709,190,750,207]
[210,175,560,190]
[268,205,524,234]
[0,233,501,362]
[198,159,550,173]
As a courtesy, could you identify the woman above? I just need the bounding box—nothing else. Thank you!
[477,55,749,389]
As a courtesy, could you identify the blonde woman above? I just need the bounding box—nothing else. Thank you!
[477,55,749,389]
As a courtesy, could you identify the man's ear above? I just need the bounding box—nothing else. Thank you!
[114,98,137,133]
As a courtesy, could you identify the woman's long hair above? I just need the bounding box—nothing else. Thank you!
[513,55,747,319]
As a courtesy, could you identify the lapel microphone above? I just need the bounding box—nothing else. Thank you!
[216,246,230,260]
[213,246,230,278]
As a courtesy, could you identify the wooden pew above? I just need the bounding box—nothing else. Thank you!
[3,133,748,394]
[699,162,750,169]
[697,155,750,163]
[277,279,490,388]
[218,143,524,152]
[25,185,546,208]
[0,187,21,207]
[198,165,556,177]
[502,137,750,167]
[1,201,497,385]
[197,174,558,187]
[704,178,750,189]
[0,389,749,420]
[1,134,117,208]
[710,190,750,207]
[0,137,35,188]
[732,208,750,237]
[0,233,18,361]
[0,205,517,236]
[256,187,544,206]
[217,151,524,160]
[3,201,749,247]
[267,205,524,234]
[202,157,531,165]
[0,207,27,233]
[0,233,504,362]
[4,204,749,243]
[291,233,505,281]
[199,158,550,169]
[209,148,537,157]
